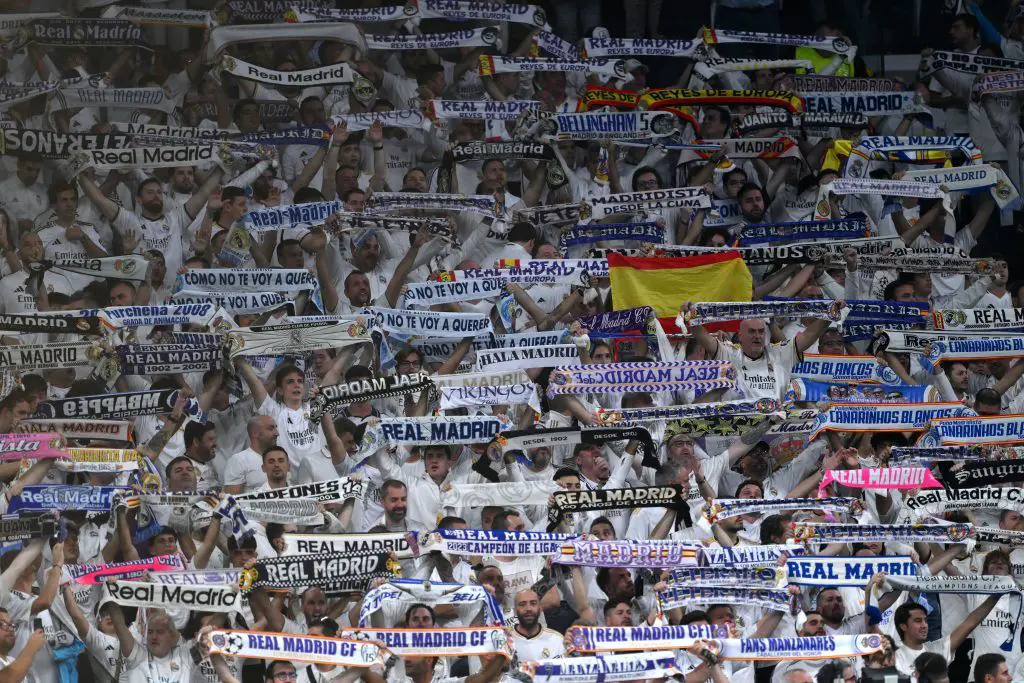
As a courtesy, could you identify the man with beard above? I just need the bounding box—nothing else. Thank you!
[79,165,224,288]
[163,166,196,213]
[0,231,74,318]
[36,181,107,292]
[737,182,768,226]
[372,480,409,532]
[770,611,829,683]
[573,442,636,536]
[224,416,280,494]
[336,226,430,314]
[0,608,45,679]
[510,589,564,660]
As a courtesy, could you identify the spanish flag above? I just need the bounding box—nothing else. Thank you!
[608,252,753,333]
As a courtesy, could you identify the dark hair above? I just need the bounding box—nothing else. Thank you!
[265,660,296,679]
[974,653,1006,683]
[678,610,709,625]
[722,168,747,187]
[135,177,162,197]
[893,602,927,639]
[380,479,407,497]
[976,387,1002,407]
[274,364,304,388]
[164,455,194,480]
[404,603,435,626]
[914,652,948,681]
[48,179,79,205]
[631,166,662,191]
[415,64,445,86]
[0,389,30,412]
[952,12,981,35]
[602,599,630,617]
[294,187,324,204]
[699,227,732,247]
[737,182,765,203]
[19,374,46,396]
[734,478,764,498]
[507,221,537,245]
[882,274,915,301]
[183,421,215,450]
[491,510,522,531]
[275,238,303,260]
[438,516,466,529]
[220,186,247,204]
[261,445,288,462]
[233,98,258,121]
[589,516,615,532]
[760,514,787,544]
[553,467,579,481]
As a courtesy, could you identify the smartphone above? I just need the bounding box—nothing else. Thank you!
[189,644,203,664]
[32,618,43,632]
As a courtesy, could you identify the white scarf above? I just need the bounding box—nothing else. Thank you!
[219,54,355,87]
[366,27,501,51]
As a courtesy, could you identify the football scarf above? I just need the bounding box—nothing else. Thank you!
[654,413,776,437]
[903,163,1021,210]
[578,306,656,334]
[239,553,399,595]
[95,303,231,329]
[921,338,1024,371]
[237,478,365,504]
[338,626,512,658]
[639,88,803,114]
[801,91,926,117]
[428,99,539,121]
[8,485,128,513]
[433,369,531,388]
[705,497,859,523]
[413,528,575,557]
[64,554,184,585]
[793,523,973,545]
[280,532,412,558]
[561,222,664,247]
[35,389,202,422]
[69,145,233,175]
[582,37,702,58]
[0,342,100,371]
[787,379,935,404]
[20,419,131,443]
[0,313,103,336]
[674,136,802,165]
[902,487,1024,522]
[791,354,903,384]
[579,186,710,222]
[697,544,807,567]
[818,467,943,496]
[809,403,974,439]
[595,398,780,425]
[244,200,342,231]
[786,555,917,587]
[307,372,435,421]
[521,652,686,682]
[682,299,841,327]
[0,129,131,160]
[0,513,59,542]
[475,345,581,372]
[174,268,317,293]
[324,212,456,243]
[478,56,626,79]
[548,486,684,529]
[920,50,1024,77]
[547,361,736,395]
[53,448,139,473]
[283,3,405,22]
[513,202,581,226]
[19,18,150,49]
[226,319,371,358]
[364,192,498,217]
[359,579,503,626]
[207,629,387,668]
[936,460,1024,488]
[101,5,211,26]
[814,178,951,220]
[114,344,221,375]
[439,480,562,510]
[932,308,1024,332]
[373,415,509,445]
[440,259,608,285]
[714,635,884,661]
[702,26,855,55]
[973,70,1024,97]
[565,624,726,653]
[330,110,431,132]
[416,0,548,25]
[171,291,292,316]
[792,75,904,92]
[368,307,492,338]
[527,111,676,141]
[666,566,782,588]
[451,140,553,163]
[738,217,868,245]
[556,540,700,568]
[870,329,997,356]
[0,434,67,461]
[889,444,987,465]
[657,585,794,613]
[919,415,1024,447]
[439,382,542,413]
[365,26,502,51]
[105,580,243,613]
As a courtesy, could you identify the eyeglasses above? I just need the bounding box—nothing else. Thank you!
[398,360,422,370]
[0,621,15,631]
[272,672,298,681]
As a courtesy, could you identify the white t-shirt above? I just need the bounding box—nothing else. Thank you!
[36,223,107,291]
[258,396,326,468]
[894,636,951,677]
[112,206,193,288]
[0,269,75,314]
[125,643,196,683]
[511,628,565,661]
[223,447,267,492]
[714,339,800,401]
